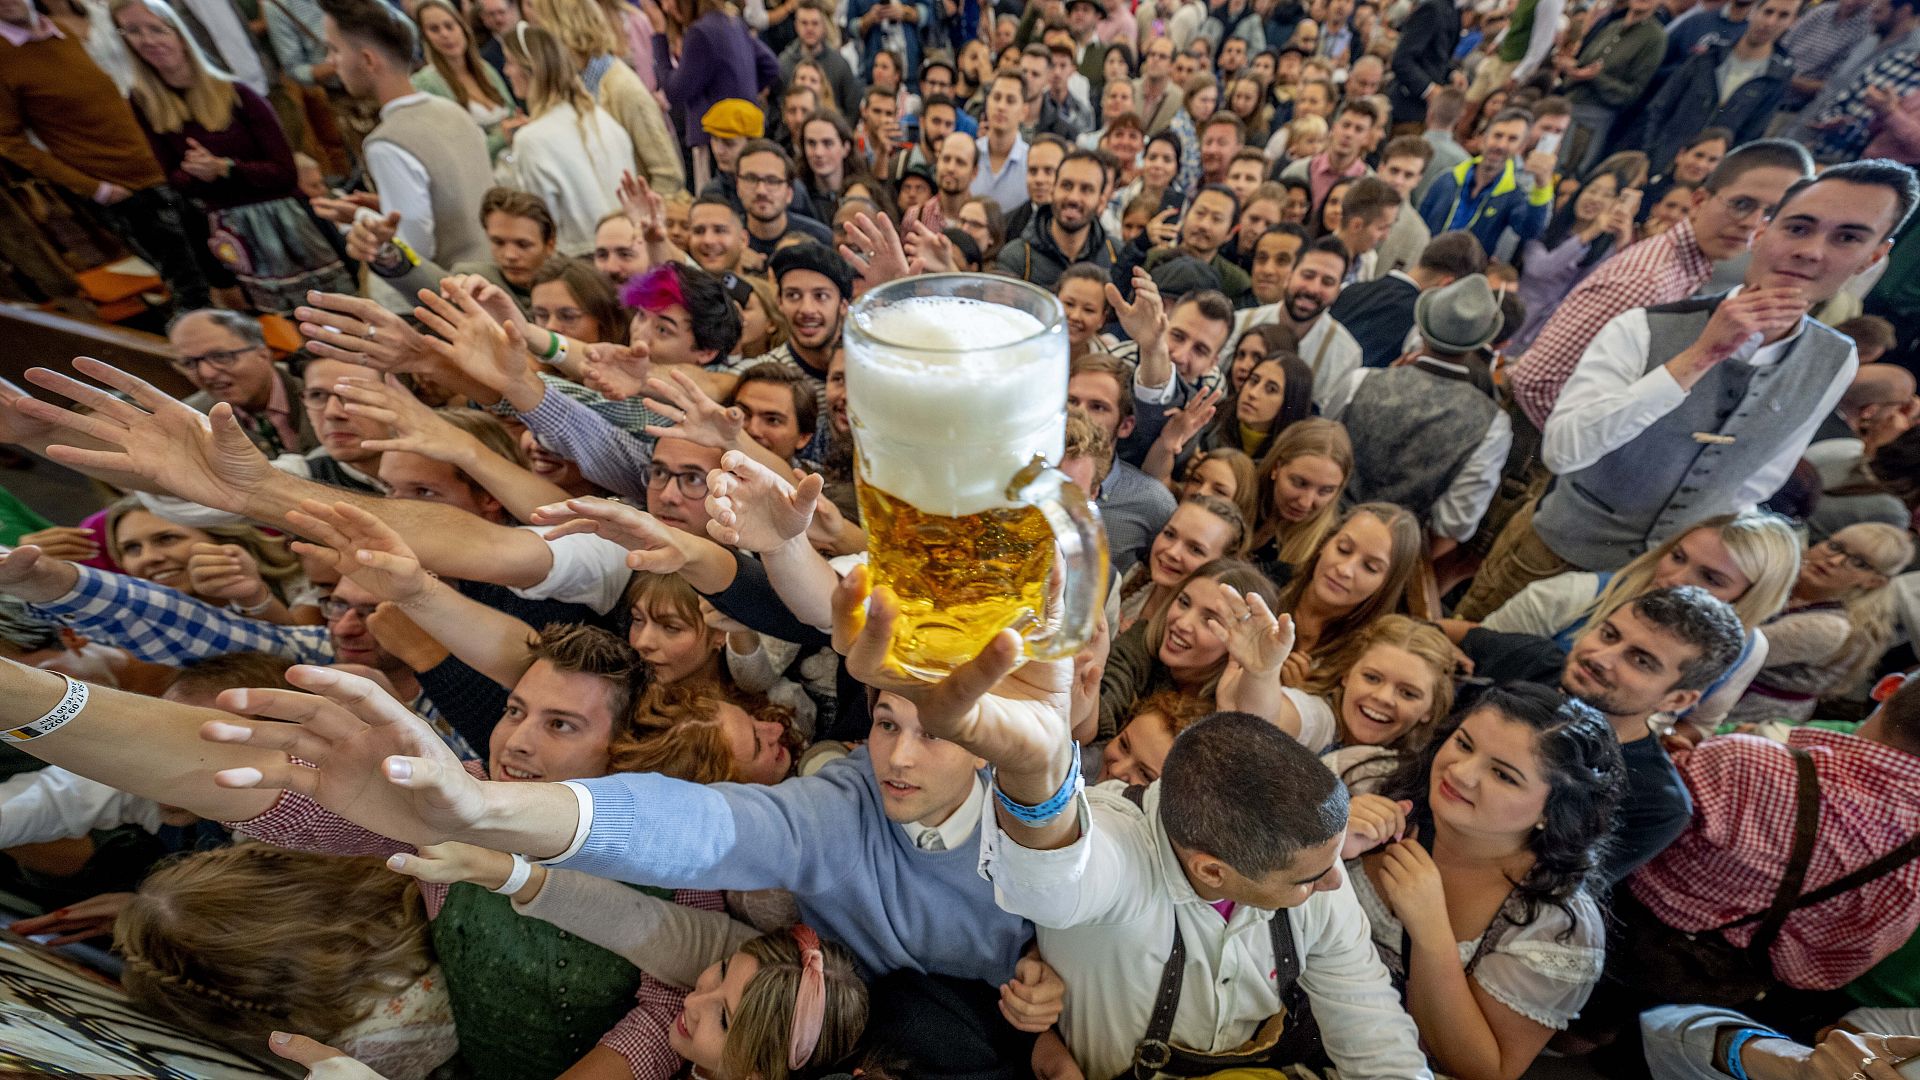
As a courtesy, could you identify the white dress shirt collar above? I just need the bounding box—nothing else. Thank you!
[902,772,987,851]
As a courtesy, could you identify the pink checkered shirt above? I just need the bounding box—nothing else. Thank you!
[231,763,723,1079]
[1507,216,1715,430]
[1628,728,1920,990]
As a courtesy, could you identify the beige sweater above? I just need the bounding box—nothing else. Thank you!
[599,58,686,196]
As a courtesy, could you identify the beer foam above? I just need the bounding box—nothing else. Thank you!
[848,296,1068,518]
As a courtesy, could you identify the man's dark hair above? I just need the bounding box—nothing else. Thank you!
[168,308,266,349]
[1489,106,1535,129]
[1532,94,1571,120]
[782,83,819,107]
[1875,672,1920,754]
[1159,711,1349,877]
[1417,229,1487,278]
[671,264,746,358]
[318,0,415,64]
[1301,233,1351,278]
[737,138,795,180]
[1330,98,1376,127]
[1193,183,1241,224]
[728,361,818,438]
[1628,586,1746,692]
[1058,148,1112,188]
[166,652,297,698]
[863,84,895,108]
[1702,138,1814,194]
[692,193,744,222]
[989,69,1029,97]
[1171,288,1234,330]
[1058,261,1112,293]
[1776,158,1920,240]
[1202,111,1247,141]
[1382,133,1435,168]
[1426,85,1467,128]
[1030,132,1072,158]
[921,93,958,117]
[528,623,649,738]
[1339,176,1400,226]
[1684,126,1735,153]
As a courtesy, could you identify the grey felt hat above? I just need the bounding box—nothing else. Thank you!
[1413,272,1503,354]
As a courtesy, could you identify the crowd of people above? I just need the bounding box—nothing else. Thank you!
[2,0,1920,1074]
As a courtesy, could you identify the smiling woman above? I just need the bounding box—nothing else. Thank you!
[102,497,305,608]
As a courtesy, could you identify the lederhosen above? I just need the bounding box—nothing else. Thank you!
[1610,748,1920,1009]
[1110,785,1326,1080]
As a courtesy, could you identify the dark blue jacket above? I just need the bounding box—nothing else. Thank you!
[1640,42,1795,173]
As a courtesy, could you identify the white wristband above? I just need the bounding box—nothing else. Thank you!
[493,852,532,895]
[1,675,88,743]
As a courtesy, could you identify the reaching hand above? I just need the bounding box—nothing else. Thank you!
[267,1032,393,1079]
[1156,385,1223,455]
[841,211,915,290]
[14,526,100,564]
[201,664,489,848]
[1106,268,1167,348]
[0,546,79,604]
[414,287,528,397]
[21,358,275,514]
[704,450,823,551]
[385,840,520,891]
[528,496,693,575]
[309,192,378,225]
[367,602,450,673]
[283,500,435,606]
[903,218,955,274]
[1341,793,1413,859]
[296,292,438,375]
[1205,587,1292,677]
[336,376,478,465]
[619,170,668,243]
[438,273,521,330]
[806,484,864,556]
[344,211,401,264]
[1145,206,1179,247]
[581,341,652,401]
[186,542,272,607]
[0,375,58,446]
[8,891,133,945]
[640,368,746,449]
[834,565,1070,778]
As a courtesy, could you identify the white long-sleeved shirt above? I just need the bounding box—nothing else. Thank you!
[1323,362,1514,541]
[1541,302,1856,514]
[0,766,163,849]
[1223,308,1364,411]
[979,781,1432,1080]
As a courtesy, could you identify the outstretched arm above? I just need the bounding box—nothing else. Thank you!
[287,500,543,691]
[19,358,562,588]
[0,658,285,824]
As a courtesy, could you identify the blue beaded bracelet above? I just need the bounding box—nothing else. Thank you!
[1725,1026,1782,1080]
[991,742,1083,825]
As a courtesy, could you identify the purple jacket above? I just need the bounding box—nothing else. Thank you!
[653,11,780,147]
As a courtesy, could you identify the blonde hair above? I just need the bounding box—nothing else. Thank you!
[1125,687,1213,739]
[1182,447,1260,526]
[1277,502,1422,649]
[105,497,304,603]
[792,58,840,113]
[438,407,531,468]
[1588,512,1801,633]
[1306,614,1456,751]
[743,273,792,354]
[503,21,599,122]
[1286,113,1328,143]
[1252,418,1352,569]
[415,0,508,110]
[116,846,432,1053]
[721,930,868,1080]
[111,0,236,133]
[525,0,622,62]
[1822,523,1915,685]
[609,677,794,782]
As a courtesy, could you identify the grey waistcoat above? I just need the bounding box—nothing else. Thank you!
[1342,358,1498,523]
[363,95,493,311]
[1534,296,1852,570]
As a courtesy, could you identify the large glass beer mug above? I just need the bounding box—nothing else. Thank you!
[845,274,1109,679]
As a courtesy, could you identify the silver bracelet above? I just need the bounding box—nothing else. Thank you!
[229,593,276,616]
[492,852,532,895]
[2,675,89,743]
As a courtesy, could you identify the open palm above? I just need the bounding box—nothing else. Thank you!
[284,500,433,605]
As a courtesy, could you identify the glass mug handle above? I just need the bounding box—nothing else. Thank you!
[1006,456,1110,661]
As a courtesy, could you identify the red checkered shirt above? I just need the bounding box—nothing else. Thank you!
[230,763,722,1080]
[1507,216,1715,430]
[1628,728,1920,990]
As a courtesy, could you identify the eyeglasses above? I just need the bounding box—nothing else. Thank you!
[320,597,381,621]
[169,346,260,373]
[644,465,709,498]
[1820,538,1878,574]
[737,172,787,189]
[1712,191,1775,223]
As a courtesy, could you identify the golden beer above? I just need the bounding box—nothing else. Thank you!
[845,276,1109,679]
